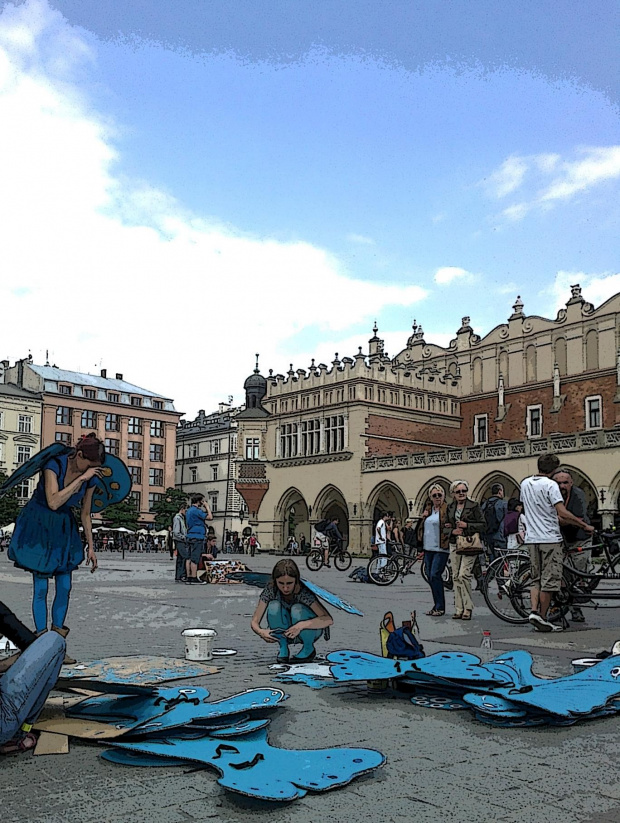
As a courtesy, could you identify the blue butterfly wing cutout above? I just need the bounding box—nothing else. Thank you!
[273,672,342,689]
[226,571,363,616]
[103,728,385,802]
[89,454,132,513]
[102,749,194,768]
[0,444,69,495]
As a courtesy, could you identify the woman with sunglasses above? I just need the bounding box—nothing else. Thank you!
[444,480,486,620]
[417,484,450,616]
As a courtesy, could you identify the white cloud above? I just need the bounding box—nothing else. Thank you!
[346,233,375,245]
[549,270,620,311]
[487,146,620,223]
[434,266,473,286]
[485,155,528,198]
[0,0,429,417]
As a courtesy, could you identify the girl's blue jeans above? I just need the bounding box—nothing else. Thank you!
[266,601,322,659]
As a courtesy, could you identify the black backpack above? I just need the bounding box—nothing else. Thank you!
[314,519,331,535]
[482,498,502,536]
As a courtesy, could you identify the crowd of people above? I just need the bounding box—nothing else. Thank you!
[380,453,594,632]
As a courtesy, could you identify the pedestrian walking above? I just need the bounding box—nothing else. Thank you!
[173,503,189,582]
[417,485,450,616]
[444,480,485,621]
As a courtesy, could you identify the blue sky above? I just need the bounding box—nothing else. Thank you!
[0,0,618,416]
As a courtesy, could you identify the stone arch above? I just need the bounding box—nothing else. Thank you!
[552,464,599,525]
[275,487,310,548]
[413,476,451,513]
[313,484,349,541]
[366,480,408,528]
[471,471,520,504]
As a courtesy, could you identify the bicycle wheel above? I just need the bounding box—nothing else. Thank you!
[367,556,399,586]
[481,552,532,624]
[334,551,352,572]
[305,550,323,572]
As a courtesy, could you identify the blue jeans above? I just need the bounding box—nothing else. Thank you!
[266,601,322,660]
[424,551,450,612]
[0,632,65,744]
[32,572,72,633]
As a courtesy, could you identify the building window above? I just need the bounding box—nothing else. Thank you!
[190,467,197,483]
[56,406,72,425]
[16,445,32,465]
[585,396,602,430]
[84,389,96,399]
[55,432,71,445]
[152,400,163,410]
[189,444,199,458]
[18,414,33,433]
[105,437,120,456]
[526,405,542,438]
[280,423,298,458]
[211,465,218,481]
[131,491,141,510]
[15,479,31,499]
[209,493,218,513]
[210,440,220,455]
[150,444,164,462]
[245,438,260,460]
[81,410,97,428]
[58,384,72,395]
[107,392,119,403]
[127,441,142,460]
[150,420,163,438]
[149,492,163,512]
[105,413,119,431]
[474,414,488,445]
[131,397,142,407]
[128,417,142,435]
[149,468,164,486]
[301,419,321,456]
[129,466,142,485]
[325,415,345,453]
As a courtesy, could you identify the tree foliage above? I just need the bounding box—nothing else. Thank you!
[102,495,140,531]
[153,487,188,530]
[0,472,20,529]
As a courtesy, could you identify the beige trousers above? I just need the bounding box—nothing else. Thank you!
[450,547,477,614]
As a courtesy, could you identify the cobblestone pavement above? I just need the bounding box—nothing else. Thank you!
[1,550,620,823]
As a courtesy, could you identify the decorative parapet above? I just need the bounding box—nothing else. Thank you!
[271,451,353,469]
[238,462,267,480]
[361,429,620,472]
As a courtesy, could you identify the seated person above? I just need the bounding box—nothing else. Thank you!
[250,559,333,663]
[0,600,65,754]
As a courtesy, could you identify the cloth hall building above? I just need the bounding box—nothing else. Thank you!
[234,284,620,552]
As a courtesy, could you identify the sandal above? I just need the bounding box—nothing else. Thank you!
[426,609,445,617]
[452,613,463,620]
[0,731,37,756]
[461,611,472,621]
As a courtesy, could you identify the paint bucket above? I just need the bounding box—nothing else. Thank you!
[182,628,217,661]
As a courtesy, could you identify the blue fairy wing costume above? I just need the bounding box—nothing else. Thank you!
[2,444,131,577]
[226,571,363,617]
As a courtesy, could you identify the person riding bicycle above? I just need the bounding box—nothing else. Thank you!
[323,517,343,568]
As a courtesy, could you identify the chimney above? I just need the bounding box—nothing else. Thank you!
[116,373,123,380]
[100,369,107,378]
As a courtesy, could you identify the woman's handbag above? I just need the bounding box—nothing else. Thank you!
[455,533,483,555]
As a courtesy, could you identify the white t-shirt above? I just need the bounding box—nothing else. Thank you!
[520,475,563,544]
[375,518,386,545]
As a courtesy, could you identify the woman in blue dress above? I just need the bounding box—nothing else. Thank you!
[9,434,105,662]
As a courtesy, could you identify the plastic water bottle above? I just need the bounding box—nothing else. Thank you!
[480,630,493,650]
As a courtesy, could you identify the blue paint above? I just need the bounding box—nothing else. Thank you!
[273,672,343,689]
[60,657,215,687]
[103,727,385,802]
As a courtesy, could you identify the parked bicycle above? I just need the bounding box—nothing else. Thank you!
[367,543,454,588]
[481,531,620,625]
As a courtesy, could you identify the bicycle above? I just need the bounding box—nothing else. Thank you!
[481,531,620,625]
[305,539,352,572]
[367,543,454,588]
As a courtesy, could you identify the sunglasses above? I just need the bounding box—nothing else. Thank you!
[455,489,467,494]
[431,493,443,498]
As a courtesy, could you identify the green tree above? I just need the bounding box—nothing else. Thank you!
[153,487,189,530]
[102,496,140,531]
[0,472,20,529]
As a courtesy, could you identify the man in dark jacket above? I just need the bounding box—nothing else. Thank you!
[553,469,592,623]
[482,484,507,562]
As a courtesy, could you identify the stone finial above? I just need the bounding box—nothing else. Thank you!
[512,296,524,315]
[461,316,471,328]
[332,352,340,366]
[372,321,378,337]
[571,284,582,300]
[254,353,260,374]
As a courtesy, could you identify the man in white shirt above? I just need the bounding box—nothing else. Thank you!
[375,512,389,569]
[520,453,594,632]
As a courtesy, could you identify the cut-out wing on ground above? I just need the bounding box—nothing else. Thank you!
[227,571,363,616]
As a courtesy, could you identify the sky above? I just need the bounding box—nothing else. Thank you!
[0,0,619,417]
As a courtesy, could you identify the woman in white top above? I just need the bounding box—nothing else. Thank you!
[417,484,450,616]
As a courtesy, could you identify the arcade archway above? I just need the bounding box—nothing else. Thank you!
[472,471,520,505]
[313,485,349,543]
[366,481,408,528]
[275,487,310,549]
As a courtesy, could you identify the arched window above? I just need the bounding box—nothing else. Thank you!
[554,337,567,376]
[498,350,508,386]
[586,329,599,371]
[525,345,537,383]
[472,357,482,393]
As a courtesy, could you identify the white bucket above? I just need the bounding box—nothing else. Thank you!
[182,628,217,661]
